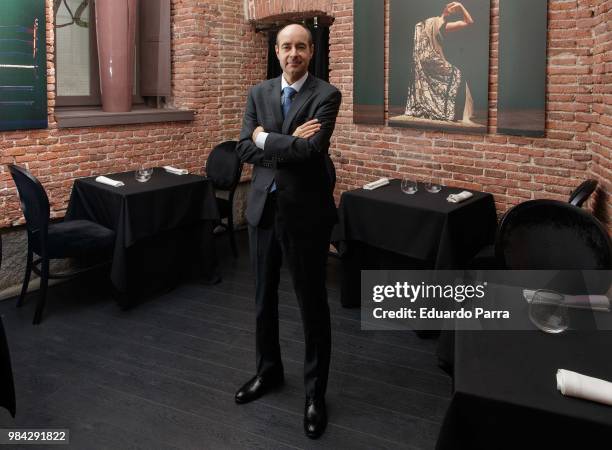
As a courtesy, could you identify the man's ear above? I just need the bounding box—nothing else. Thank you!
[275,45,280,58]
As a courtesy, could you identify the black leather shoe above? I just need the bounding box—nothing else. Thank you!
[304,397,327,439]
[234,373,284,404]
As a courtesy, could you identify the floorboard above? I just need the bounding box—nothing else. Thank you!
[0,230,450,449]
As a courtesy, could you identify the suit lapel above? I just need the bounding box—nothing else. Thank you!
[267,77,283,132]
[282,75,316,135]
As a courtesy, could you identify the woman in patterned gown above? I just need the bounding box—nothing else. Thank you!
[405,2,475,123]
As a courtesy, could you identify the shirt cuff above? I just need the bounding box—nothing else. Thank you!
[255,131,269,149]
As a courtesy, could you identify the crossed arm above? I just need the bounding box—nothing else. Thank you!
[236,88,342,168]
[252,118,321,142]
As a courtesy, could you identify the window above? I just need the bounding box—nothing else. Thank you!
[53,0,189,127]
[54,0,142,106]
[54,0,99,105]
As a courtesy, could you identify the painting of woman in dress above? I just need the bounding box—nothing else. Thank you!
[389,0,490,133]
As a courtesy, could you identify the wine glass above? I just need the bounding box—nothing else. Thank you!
[425,178,442,193]
[528,289,569,334]
[401,178,418,194]
[135,166,153,182]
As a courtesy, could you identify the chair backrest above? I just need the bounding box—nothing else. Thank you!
[7,164,50,235]
[205,141,243,191]
[568,179,598,207]
[495,199,611,271]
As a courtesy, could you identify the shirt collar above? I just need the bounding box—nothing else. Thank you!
[281,72,308,93]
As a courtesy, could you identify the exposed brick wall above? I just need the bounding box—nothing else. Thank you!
[329,0,612,231]
[589,0,611,227]
[0,0,267,227]
[1,0,610,235]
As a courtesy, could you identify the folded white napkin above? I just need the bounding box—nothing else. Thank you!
[523,289,610,312]
[557,369,612,406]
[363,178,389,190]
[164,166,188,175]
[446,191,473,203]
[95,176,124,187]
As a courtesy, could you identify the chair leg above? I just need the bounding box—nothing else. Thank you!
[227,210,238,258]
[17,244,33,308]
[32,257,49,325]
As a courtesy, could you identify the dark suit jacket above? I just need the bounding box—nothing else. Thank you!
[236,74,341,233]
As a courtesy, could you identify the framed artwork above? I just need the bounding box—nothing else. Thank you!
[0,0,47,132]
[389,0,490,134]
[353,0,385,125]
[498,0,547,137]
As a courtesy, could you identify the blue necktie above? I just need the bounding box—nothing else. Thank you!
[271,87,297,193]
[282,86,297,119]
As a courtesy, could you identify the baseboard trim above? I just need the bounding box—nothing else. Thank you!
[0,278,64,303]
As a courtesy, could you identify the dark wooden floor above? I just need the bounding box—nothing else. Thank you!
[0,231,451,449]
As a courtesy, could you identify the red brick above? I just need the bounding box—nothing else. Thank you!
[0,0,611,235]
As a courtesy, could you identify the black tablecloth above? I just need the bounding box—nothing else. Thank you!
[66,169,219,304]
[334,180,497,306]
[0,317,15,417]
[436,330,612,449]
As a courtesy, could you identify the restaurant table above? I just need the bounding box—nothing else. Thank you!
[0,317,15,417]
[436,330,612,449]
[334,179,497,307]
[435,278,612,449]
[65,168,220,306]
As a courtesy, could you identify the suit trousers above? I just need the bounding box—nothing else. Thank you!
[248,192,332,398]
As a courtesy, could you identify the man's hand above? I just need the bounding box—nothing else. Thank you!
[252,126,265,142]
[292,119,320,139]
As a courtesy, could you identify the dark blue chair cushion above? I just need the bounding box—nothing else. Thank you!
[33,220,115,259]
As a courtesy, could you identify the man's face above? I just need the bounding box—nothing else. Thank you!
[275,25,314,83]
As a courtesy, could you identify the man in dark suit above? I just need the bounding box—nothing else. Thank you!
[234,23,341,439]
